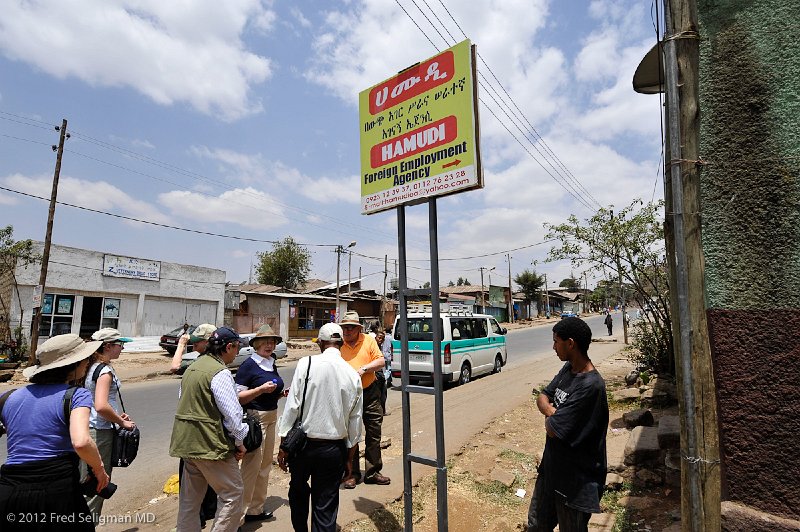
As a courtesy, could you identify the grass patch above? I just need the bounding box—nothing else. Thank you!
[601,482,637,532]
[498,448,537,469]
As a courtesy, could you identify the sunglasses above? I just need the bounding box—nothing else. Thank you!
[341,324,360,330]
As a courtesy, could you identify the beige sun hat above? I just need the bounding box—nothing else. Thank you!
[249,323,283,346]
[340,310,362,327]
[190,323,216,342]
[23,334,102,380]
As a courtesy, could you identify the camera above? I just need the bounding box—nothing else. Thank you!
[81,473,118,499]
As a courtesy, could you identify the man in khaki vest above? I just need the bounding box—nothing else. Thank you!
[170,327,248,532]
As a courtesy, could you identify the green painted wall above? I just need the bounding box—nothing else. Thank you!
[699,0,800,310]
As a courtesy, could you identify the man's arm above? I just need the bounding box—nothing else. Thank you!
[537,392,556,417]
[170,334,190,373]
[210,370,248,446]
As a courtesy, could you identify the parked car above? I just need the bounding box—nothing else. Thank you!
[560,311,579,319]
[177,332,288,375]
[159,325,196,355]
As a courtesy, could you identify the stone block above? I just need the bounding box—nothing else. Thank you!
[622,408,654,429]
[612,388,641,403]
[624,426,661,466]
[605,472,624,489]
[721,500,800,532]
[489,467,516,487]
[657,415,681,449]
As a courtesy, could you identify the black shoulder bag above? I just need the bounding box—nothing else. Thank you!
[279,357,311,462]
[92,363,140,467]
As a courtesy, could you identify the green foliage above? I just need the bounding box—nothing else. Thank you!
[545,199,673,372]
[255,237,311,291]
[629,319,672,373]
[447,280,455,287]
[514,269,545,313]
[559,276,580,289]
[0,226,40,347]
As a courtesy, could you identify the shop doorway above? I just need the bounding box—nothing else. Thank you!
[80,297,103,338]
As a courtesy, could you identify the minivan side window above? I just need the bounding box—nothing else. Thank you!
[470,318,488,338]
[397,318,444,341]
[490,319,503,334]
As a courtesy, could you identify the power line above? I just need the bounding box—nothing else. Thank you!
[394,1,600,212]
[0,184,337,248]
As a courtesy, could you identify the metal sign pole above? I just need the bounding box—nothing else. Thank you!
[428,198,448,531]
[397,205,413,531]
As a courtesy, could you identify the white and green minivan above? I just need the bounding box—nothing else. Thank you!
[390,309,508,386]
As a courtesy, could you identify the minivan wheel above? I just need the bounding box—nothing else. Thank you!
[493,355,503,374]
[458,364,471,386]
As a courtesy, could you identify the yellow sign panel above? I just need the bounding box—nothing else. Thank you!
[359,39,482,214]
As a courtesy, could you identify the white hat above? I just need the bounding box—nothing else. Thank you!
[190,323,216,342]
[23,334,102,379]
[315,323,344,343]
[91,328,132,343]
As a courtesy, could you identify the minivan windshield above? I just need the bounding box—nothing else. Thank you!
[396,318,444,341]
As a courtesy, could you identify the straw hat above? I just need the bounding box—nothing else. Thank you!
[249,324,283,346]
[23,334,102,379]
[340,311,362,327]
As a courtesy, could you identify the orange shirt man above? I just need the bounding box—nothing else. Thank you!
[339,311,391,487]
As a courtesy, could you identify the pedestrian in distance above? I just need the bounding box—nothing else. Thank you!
[170,327,248,532]
[527,317,608,532]
[170,322,216,374]
[277,323,363,532]
[338,311,391,488]
[235,323,284,525]
[0,334,109,531]
[374,329,392,414]
[604,312,613,336]
[82,328,136,521]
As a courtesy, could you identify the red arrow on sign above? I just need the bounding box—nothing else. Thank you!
[442,159,461,169]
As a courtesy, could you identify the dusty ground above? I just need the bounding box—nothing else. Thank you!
[341,351,681,532]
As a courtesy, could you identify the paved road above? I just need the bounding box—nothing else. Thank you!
[0,311,623,528]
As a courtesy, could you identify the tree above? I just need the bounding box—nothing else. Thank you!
[422,281,431,289]
[463,279,471,286]
[447,280,455,287]
[255,237,311,291]
[456,277,465,286]
[559,276,580,290]
[545,199,673,372]
[0,226,40,359]
[514,269,545,316]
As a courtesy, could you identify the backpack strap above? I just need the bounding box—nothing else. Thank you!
[0,389,17,428]
[92,362,108,383]
[63,385,78,421]
[91,361,126,414]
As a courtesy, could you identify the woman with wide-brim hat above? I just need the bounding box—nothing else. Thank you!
[0,334,110,530]
[234,324,285,524]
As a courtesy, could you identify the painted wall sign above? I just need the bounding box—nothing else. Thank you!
[103,254,161,281]
[359,39,482,214]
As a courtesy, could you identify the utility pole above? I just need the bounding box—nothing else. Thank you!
[29,119,68,362]
[544,273,550,318]
[506,253,514,323]
[663,0,721,528]
[347,250,353,294]
[335,241,356,322]
[479,267,487,314]
[382,254,388,327]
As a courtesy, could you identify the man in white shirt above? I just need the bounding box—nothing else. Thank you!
[277,323,363,532]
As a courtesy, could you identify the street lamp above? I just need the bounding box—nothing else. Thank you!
[335,241,356,322]
[479,266,495,314]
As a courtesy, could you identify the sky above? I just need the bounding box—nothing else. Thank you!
[0,0,664,294]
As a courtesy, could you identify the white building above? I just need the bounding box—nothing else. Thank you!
[1,242,225,342]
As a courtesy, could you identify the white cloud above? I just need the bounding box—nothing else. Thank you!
[291,7,312,28]
[0,1,276,121]
[0,191,17,205]
[2,173,170,224]
[157,187,286,230]
[191,145,360,204]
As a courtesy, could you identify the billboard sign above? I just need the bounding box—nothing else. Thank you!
[103,254,161,281]
[359,39,482,214]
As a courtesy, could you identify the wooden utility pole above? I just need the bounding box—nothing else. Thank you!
[663,0,721,529]
[506,253,513,323]
[611,209,629,344]
[29,119,68,362]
